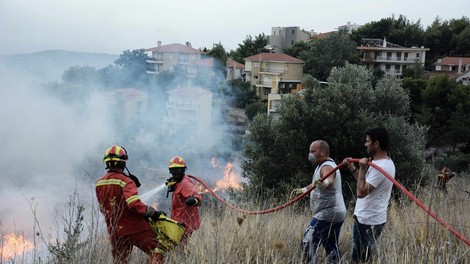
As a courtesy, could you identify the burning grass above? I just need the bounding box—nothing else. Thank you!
[1,174,469,263]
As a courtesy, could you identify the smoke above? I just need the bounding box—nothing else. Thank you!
[0,61,114,233]
[0,52,245,240]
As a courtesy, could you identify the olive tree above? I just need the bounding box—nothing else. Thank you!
[242,63,428,201]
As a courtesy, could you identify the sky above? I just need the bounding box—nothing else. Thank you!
[1,0,469,56]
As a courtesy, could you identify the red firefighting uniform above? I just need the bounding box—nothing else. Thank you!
[96,170,163,264]
[171,175,202,240]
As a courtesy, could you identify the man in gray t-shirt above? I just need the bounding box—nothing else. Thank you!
[291,140,346,263]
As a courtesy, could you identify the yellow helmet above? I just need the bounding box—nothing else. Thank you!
[103,145,128,163]
[168,156,186,168]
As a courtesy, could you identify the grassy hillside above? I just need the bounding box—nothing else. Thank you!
[1,174,469,263]
[0,50,118,83]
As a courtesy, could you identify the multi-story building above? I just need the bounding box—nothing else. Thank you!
[268,26,310,53]
[357,38,429,76]
[102,88,148,126]
[146,41,202,75]
[162,86,212,136]
[226,59,245,81]
[337,22,362,33]
[428,56,470,85]
[243,53,304,101]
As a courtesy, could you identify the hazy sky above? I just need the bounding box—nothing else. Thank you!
[1,0,469,55]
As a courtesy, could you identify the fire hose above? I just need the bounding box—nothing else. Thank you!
[188,158,470,247]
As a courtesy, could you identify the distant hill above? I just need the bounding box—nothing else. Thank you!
[0,50,119,83]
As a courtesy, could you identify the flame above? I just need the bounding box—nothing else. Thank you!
[214,162,242,192]
[197,159,243,194]
[1,233,34,261]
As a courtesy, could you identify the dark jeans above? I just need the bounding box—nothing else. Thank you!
[352,216,385,263]
[302,217,344,264]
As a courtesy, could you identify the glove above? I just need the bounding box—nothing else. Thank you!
[165,177,176,192]
[289,188,307,200]
[185,196,199,206]
[127,174,141,188]
[144,206,166,221]
[314,179,329,189]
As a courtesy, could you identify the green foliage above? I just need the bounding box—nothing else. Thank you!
[221,80,258,108]
[208,42,228,72]
[245,102,267,121]
[299,32,359,81]
[62,65,98,84]
[228,34,269,64]
[350,14,425,47]
[47,194,87,264]
[242,63,428,201]
[114,49,151,86]
[283,40,312,58]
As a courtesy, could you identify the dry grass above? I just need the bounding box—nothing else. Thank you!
[1,176,469,263]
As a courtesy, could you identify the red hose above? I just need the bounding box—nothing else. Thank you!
[188,158,470,247]
[347,158,470,247]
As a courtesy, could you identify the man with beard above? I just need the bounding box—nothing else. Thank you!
[343,127,396,263]
[291,140,346,263]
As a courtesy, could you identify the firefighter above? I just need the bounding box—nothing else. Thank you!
[96,145,165,264]
[436,166,456,193]
[165,156,202,245]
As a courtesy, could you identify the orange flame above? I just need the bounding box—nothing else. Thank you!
[214,162,242,192]
[1,233,34,261]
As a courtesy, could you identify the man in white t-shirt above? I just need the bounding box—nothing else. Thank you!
[343,127,396,263]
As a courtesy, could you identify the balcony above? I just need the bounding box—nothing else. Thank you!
[147,58,163,64]
[259,68,284,74]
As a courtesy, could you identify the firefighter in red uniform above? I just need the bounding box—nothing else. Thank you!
[166,156,203,244]
[96,145,166,264]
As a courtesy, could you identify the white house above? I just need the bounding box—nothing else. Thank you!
[162,86,212,136]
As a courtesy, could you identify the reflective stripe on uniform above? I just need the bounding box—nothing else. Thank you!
[151,247,165,254]
[96,179,126,187]
[126,194,140,205]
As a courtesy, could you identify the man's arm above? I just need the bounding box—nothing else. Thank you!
[356,158,376,198]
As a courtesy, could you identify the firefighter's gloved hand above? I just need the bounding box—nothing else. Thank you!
[185,196,199,206]
[314,179,329,189]
[145,206,166,221]
[128,174,141,188]
[165,177,176,191]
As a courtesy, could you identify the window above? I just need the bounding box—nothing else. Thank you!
[386,65,391,70]
[254,62,259,68]
[416,53,420,57]
[292,29,295,35]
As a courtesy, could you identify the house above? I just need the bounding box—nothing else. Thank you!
[243,53,304,101]
[337,22,362,33]
[146,41,202,75]
[102,88,148,126]
[268,26,310,53]
[427,57,470,85]
[162,86,212,136]
[357,38,429,76]
[187,57,217,79]
[226,59,245,81]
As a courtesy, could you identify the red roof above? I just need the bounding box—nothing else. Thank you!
[243,53,304,63]
[147,43,200,54]
[227,59,244,69]
[310,31,336,40]
[434,56,470,66]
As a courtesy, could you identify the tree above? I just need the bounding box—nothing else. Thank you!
[421,75,456,145]
[228,34,269,64]
[221,79,258,108]
[242,63,427,201]
[114,49,151,86]
[62,65,98,84]
[208,42,228,72]
[350,15,424,48]
[283,41,312,58]
[299,32,359,81]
